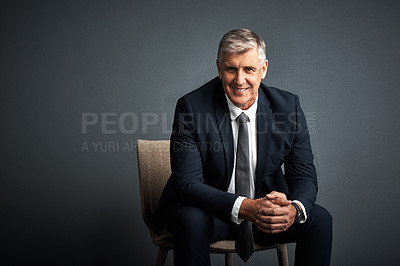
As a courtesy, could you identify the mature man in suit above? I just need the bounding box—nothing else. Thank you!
[153,29,332,265]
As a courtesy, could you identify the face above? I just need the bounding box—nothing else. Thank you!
[217,47,268,110]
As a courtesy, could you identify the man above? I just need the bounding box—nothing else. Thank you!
[153,29,332,265]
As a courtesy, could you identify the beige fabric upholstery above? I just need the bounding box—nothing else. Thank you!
[137,139,289,266]
[137,139,173,246]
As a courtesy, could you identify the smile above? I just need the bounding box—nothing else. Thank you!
[231,86,248,92]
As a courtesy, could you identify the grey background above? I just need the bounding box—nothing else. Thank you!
[1,0,399,265]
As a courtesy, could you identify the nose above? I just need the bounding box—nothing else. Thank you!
[235,70,246,86]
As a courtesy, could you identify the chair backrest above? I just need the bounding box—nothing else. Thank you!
[136,140,171,234]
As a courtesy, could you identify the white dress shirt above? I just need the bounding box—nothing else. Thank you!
[225,94,307,224]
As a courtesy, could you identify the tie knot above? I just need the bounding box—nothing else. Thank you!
[237,112,249,124]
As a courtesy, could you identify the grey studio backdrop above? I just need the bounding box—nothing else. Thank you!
[1,0,399,265]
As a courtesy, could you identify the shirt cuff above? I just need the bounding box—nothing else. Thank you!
[292,200,307,223]
[230,196,246,224]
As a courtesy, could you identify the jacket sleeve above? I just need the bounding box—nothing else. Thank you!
[284,95,318,217]
[170,96,238,222]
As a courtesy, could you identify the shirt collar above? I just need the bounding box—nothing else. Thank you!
[225,93,258,122]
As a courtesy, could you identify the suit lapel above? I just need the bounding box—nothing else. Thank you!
[255,87,272,195]
[213,85,234,189]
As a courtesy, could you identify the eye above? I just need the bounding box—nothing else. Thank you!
[226,67,236,72]
[245,67,255,72]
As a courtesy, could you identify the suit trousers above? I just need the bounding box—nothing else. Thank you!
[166,203,332,266]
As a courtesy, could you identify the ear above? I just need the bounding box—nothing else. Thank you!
[216,59,222,79]
[261,60,268,79]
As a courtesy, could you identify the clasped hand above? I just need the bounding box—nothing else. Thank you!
[239,191,296,234]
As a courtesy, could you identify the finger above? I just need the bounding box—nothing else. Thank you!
[258,199,279,208]
[256,219,293,234]
[256,215,291,231]
[257,224,287,234]
[256,221,289,233]
[259,207,289,216]
[266,192,291,206]
[266,191,287,199]
[256,220,286,231]
[266,191,280,198]
[257,227,286,234]
[257,214,289,225]
[270,198,292,206]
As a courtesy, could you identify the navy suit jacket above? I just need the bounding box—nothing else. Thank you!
[152,77,318,235]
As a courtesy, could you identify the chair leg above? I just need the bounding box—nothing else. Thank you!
[224,253,233,266]
[276,244,289,266]
[155,247,169,266]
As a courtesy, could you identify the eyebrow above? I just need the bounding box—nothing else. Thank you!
[224,64,256,69]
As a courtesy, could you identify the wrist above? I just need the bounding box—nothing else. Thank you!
[291,202,304,223]
[239,198,258,222]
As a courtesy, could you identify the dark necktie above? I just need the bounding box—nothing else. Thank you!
[235,112,254,262]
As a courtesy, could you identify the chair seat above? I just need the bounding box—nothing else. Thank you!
[210,240,281,253]
[152,230,284,255]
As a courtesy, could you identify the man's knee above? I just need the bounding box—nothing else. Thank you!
[309,204,333,232]
[167,205,213,239]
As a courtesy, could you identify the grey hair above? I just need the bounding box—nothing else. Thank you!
[217,29,267,65]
